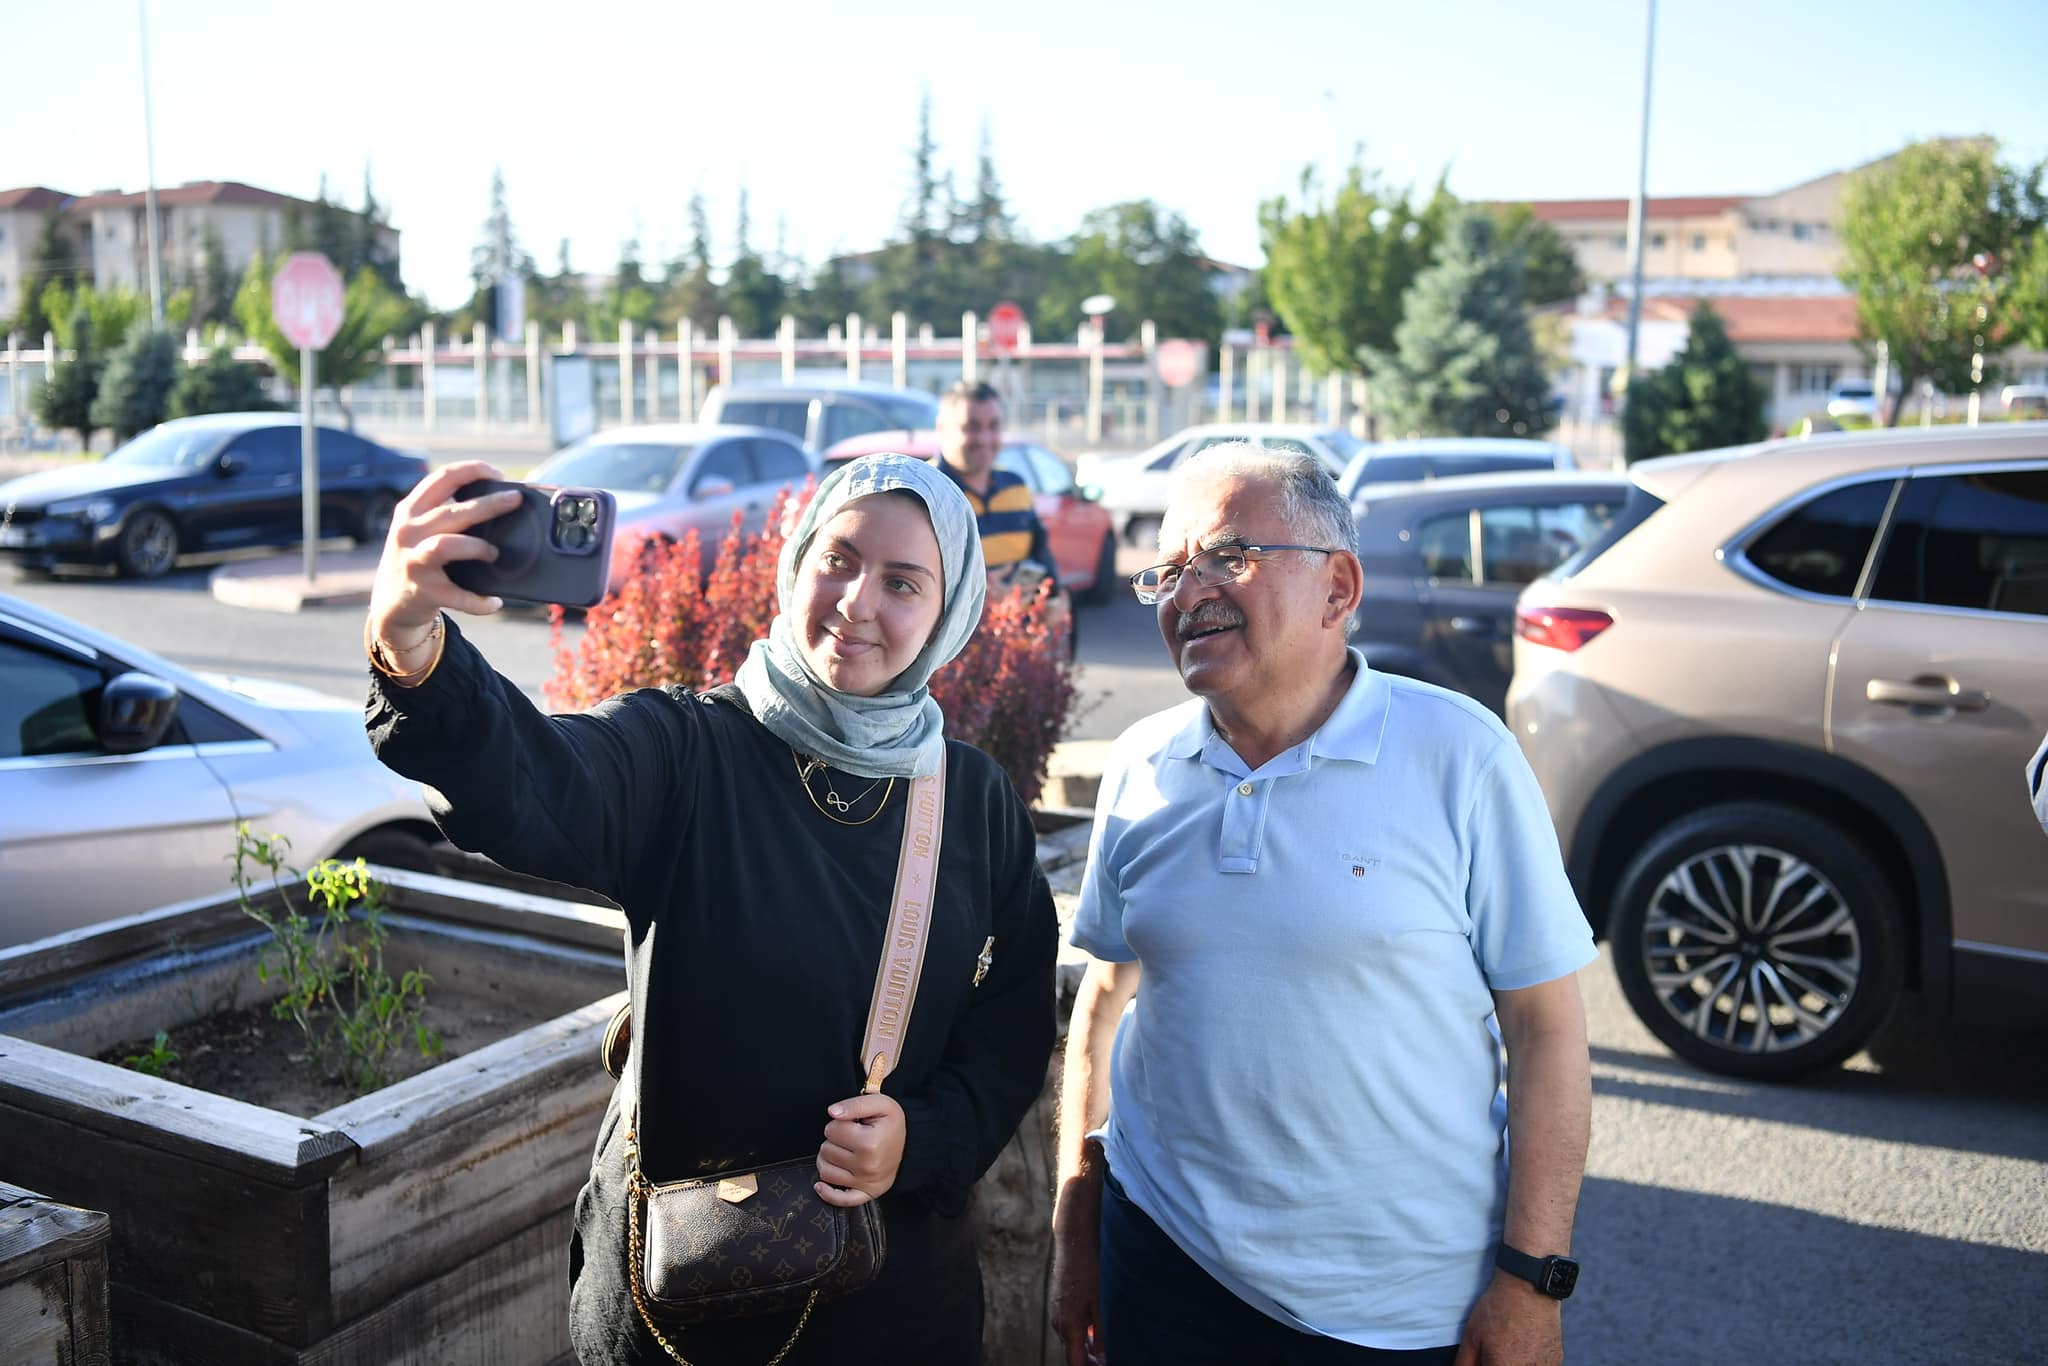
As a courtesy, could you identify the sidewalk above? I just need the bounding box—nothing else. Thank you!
[207,545,383,611]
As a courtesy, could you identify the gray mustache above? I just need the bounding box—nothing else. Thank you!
[1176,606,1243,639]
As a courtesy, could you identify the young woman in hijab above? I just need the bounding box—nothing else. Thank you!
[363,454,1058,1365]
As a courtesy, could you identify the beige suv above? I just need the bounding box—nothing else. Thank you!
[1509,423,2048,1079]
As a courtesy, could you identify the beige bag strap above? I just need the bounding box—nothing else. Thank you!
[859,763,945,1093]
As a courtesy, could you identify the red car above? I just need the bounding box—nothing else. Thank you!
[823,432,1119,602]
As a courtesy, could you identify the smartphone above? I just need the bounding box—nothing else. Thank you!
[446,479,617,607]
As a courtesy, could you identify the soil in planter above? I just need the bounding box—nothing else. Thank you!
[96,975,563,1119]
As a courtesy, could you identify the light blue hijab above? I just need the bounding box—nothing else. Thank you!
[733,453,986,778]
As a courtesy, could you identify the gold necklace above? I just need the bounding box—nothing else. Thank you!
[790,749,897,826]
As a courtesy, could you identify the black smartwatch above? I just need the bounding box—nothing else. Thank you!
[1495,1243,1579,1300]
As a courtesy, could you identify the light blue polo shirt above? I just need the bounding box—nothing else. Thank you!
[1071,652,1595,1349]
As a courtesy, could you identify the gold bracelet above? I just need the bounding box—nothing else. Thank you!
[366,613,446,688]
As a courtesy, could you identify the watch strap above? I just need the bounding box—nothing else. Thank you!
[1495,1242,1578,1299]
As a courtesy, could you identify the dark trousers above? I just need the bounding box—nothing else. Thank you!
[1098,1172,1458,1366]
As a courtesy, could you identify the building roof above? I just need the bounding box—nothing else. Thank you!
[1514,196,1752,224]
[0,187,76,212]
[69,180,307,211]
[1592,293,1861,344]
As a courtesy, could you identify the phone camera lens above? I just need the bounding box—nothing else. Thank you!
[555,500,577,524]
[576,499,597,527]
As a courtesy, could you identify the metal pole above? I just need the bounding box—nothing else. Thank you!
[618,319,633,426]
[962,311,978,384]
[1621,0,1658,389]
[1218,344,1233,423]
[138,0,164,325]
[846,313,862,383]
[300,346,318,582]
[891,312,908,390]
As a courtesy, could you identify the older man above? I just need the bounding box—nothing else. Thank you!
[1051,446,1595,1365]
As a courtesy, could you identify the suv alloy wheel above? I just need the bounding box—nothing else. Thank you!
[1609,802,1904,1080]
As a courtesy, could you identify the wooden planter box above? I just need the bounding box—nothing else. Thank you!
[0,870,626,1366]
[0,1180,111,1366]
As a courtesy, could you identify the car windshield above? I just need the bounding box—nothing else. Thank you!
[538,441,693,494]
[1317,430,1365,462]
[104,425,231,469]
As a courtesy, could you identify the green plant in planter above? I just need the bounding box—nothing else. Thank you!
[123,1029,179,1077]
[231,824,442,1095]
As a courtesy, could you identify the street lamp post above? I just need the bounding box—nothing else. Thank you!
[138,0,164,327]
[1621,0,1658,391]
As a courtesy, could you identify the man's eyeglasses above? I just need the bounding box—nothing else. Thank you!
[1129,544,1338,605]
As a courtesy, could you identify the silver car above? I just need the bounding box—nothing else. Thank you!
[0,594,440,948]
[528,423,817,578]
[1079,423,1364,547]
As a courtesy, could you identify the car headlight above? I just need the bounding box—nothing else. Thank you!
[45,498,117,521]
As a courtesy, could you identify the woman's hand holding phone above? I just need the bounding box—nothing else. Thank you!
[366,460,521,662]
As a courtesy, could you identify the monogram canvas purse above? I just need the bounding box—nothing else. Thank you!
[614,762,946,1364]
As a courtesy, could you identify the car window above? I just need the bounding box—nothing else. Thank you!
[1359,454,1431,485]
[1146,440,1192,472]
[225,428,299,478]
[719,400,811,442]
[1260,437,1314,457]
[995,447,1038,493]
[749,438,811,484]
[317,430,375,469]
[1478,502,1619,586]
[1869,469,2048,616]
[881,396,937,430]
[1019,445,1075,495]
[541,441,693,494]
[822,403,894,449]
[171,692,253,745]
[1745,479,1895,598]
[691,441,754,494]
[0,639,103,759]
[1417,512,1474,582]
[104,424,228,469]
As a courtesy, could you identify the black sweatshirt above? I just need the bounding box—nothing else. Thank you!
[366,620,1057,1361]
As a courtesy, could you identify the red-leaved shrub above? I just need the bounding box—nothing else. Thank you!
[546,487,1081,805]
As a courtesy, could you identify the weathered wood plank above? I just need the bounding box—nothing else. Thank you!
[0,1094,335,1347]
[66,1247,112,1366]
[0,881,294,995]
[0,932,273,1054]
[381,918,621,1019]
[0,1267,71,1365]
[0,1182,110,1278]
[372,866,626,954]
[0,1036,354,1181]
[323,997,618,1320]
[111,1212,573,1366]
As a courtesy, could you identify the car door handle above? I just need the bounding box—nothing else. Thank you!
[1866,677,1991,711]
[1449,616,1494,634]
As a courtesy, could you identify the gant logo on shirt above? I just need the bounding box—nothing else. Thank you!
[1342,855,1382,878]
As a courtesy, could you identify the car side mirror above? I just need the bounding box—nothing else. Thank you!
[692,478,736,501]
[1078,483,1104,502]
[217,454,246,477]
[99,671,181,755]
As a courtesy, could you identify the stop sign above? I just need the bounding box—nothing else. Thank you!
[988,301,1025,353]
[272,252,345,350]
[1156,338,1204,388]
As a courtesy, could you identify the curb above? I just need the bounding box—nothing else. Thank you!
[207,547,381,613]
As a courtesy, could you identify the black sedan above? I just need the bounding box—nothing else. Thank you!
[1352,471,1630,716]
[0,413,427,578]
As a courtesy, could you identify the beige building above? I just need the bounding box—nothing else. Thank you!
[1,180,399,331]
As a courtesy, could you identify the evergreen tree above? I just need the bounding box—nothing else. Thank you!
[9,215,87,341]
[170,346,277,417]
[659,193,721,329]
[958,122,1015,245]
[1362,209,1556,438]
[721,188,787,337]
[91,327,182,441]
[1488,203,1586,306]
[193,225,238,329]
[34,303,101,447]
[468,167,536,330]
[1621,303,1768,462]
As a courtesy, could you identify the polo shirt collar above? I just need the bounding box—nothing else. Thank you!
[1162,649,1391,769]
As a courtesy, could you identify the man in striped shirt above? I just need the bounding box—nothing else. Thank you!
[935,380,1073,649]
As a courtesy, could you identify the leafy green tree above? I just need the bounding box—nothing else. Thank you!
[1038,201,1221,343]
[1258,155,1454,377]
[234,253,416,429]
[170,346,277,417]
[1362,209,1556,438]
[91,327,182,441]
[8,215,88,341]
[1488,203,1586,306]
[1621,303,1767,462]
[2006,205,2048,354]
[40,282,146,353]
[34,303,101,446]
[1839,139,2047,425]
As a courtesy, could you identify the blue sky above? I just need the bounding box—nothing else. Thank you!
[11,0,2045,309]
